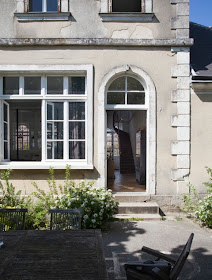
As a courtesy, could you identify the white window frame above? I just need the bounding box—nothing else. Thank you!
[0,65,93,170]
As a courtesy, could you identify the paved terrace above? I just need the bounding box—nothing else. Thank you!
[102,215,212,280]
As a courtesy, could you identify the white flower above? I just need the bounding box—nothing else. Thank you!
[91,219,96,223]
[93,213,98,218]
[84,215,88,220]
[91,201,95,205]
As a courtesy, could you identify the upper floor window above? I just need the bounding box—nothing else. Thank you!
[29,0,58,12]
[112,0,142,13]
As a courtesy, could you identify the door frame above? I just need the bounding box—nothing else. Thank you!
[97,65,156,194]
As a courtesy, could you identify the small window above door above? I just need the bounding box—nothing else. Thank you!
[107,76,145,106]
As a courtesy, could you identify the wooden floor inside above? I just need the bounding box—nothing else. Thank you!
[108,170,146,192]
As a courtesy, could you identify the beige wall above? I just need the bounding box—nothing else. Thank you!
[190,91,212,193]
[0,46,177,194]
[0,0,176,40]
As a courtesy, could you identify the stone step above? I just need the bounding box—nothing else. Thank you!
[113,193,150,203]
[118,202,159,214]
[114,213,161,221]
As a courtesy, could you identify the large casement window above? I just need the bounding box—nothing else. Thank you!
[0,65,93,169]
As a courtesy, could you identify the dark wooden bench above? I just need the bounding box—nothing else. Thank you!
[0,208,28,231]
[49,209,82,230]
[124,233,194,280]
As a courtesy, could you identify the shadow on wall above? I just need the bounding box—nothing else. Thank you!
[197,94,212,102]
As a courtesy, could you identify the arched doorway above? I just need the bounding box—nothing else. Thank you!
[97,65,156,194]
[106,75,146,192]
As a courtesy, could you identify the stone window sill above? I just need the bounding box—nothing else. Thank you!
[99,13,154,22]
[15,12,70,22]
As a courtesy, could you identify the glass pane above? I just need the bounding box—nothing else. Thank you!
[4,123,8,140]
[127,77,144,91]
[47,76,63,95]
[127,92,145,104]
[112,0,141,12]
[69,141,85,159]
[69,102,85,120]
[3,77,19,95]
[10,102,41,161]
[29,0,42,12]
[24,77,41,95]
[68,77,85,95]
[47,0,58,12]
[4,142,8,160]
[108,77,125,91]
[47,123,53,139]
[47,103,63,120]
[47,141,63,160]
[69,122,85,140]
[4,104,7,122]
[107,92,125,104]
[54,122,63,139]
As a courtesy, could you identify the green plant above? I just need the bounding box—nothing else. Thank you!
[58,179,119,229]
[182,167,212,228]
[0,169,30,208]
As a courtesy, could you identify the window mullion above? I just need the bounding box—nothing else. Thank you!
[64,76,68,96]
[43,0,47,12]
[41,76,46,96]
[42,100,46,161]
[20,76,24,95]
[125,76,127,105]
[64,101,69,161]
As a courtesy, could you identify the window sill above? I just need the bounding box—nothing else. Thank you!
[99,13,154,22]
[14,12,70,22]
[0,162,93,170]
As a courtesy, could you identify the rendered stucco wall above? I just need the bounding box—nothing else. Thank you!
[0,47,177,194]
[189,91,212,193]
[0,0,176,40]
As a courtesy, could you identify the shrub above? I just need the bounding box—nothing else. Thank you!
[182,167,212,228]
[57,180,118,229]
[0,166,118,230]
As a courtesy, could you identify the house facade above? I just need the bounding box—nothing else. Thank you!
[0,0,210,207]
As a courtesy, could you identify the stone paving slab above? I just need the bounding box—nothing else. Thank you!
[102,215,212,280]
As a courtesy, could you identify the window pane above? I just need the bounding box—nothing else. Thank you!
[108,77,125,91]
[127,77,144,91]
[47,141,63,159]
[69,141,85,159]
[68,77,85,95]
[107,92,125,104]
[24,77,41,95]
[69,102,85,120]
[4,142,8,160]
[3,77,19,95]
[29,0,42,12]
[112,0,141,12]
[47,103,63,120]
[4,123,8,140]
[47,123,53,139]
[10,102,41,161]
[47,0,58,12]
[47,76,63,94]
[47,122,63,140]
[69,122,85,140]
[4,104,7,122]
[127,92,145,104]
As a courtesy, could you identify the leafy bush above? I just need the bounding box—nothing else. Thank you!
[57,180,118,229]
[0,166,118,230]
[182,167,212,228]
[0,169,30,208]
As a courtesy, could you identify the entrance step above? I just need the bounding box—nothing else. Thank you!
[113,193,150,203]
[114,213,161,221]
[117,202,159,214]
